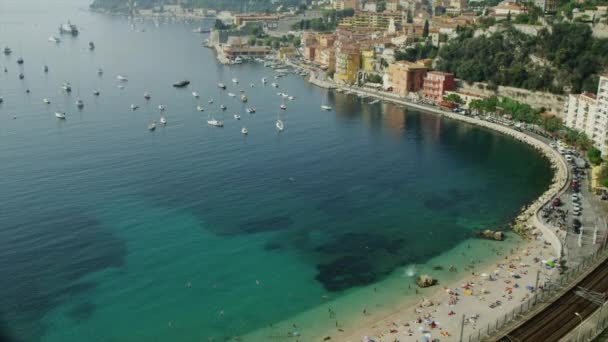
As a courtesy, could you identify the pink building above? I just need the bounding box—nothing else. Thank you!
[423,71,455,103]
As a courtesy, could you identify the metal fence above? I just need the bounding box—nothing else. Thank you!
[462,243,608,342]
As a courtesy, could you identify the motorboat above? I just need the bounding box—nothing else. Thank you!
[48,36,60,43]
[208,99,214,104]
[117,75,128,81]
[192,91,199,98]
[220,104,227,110]
[18,73,24,80]
[241,95,247,102]
[17,58,23,65]
[88,41,95,50]
[250,83,254,88]
[246,107,256,113]
[55,111,66,119]
[261,77,267,84]
[76,99,84,108]
[0,97,3,104]
[3,47,11,55]
[239,89,245,93]
[158,105,165,111]
[232,78,238,84]
[321,105,332,111]
[234,114,241,120]
[218,83,226,89]
[271,82,278,88]
[59,21,78,35]
[43,98,51,104]
[160,116,167,125]
[62,82,72,92]
[144,92,151,100]
[117,85,125,89]
[207,119,224,127]
[233,57,243,64]
[281,93,289,98]
[148,121,157,131]
[196,105,204,112]
[280,104,287,110]
[241,127,248,135]
[131,104,139,110]
[173,80,190,88]
[93,89,100,96]
[228,93,236,97]
[288,96,295,101]
[276,119,284,131]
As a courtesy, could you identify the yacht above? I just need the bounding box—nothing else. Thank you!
[271,82,278,88]
[44,65,49,73]
[55,111,66,119]
[228,92,236,97]
[160,116,167,125]
[3,47,11,55]
[197,105,204,112]
[288,96,295,101]
[144,92,151,100]
[62,82,72,92]
[246,107,256,113]
[88,41,95,50]
[48,36,61,43]
[192,91,199,98]
[131,104,139,110]
[76,99,84,108]
[17,58,23,65]
[207,118,224,127]
[241,95,247,102]
[250,83,255,88]
[232,78,238,84]
[280,104,287,110]
[158,105,165,111]
[93,89,100,96]
[276,119,284,131]
[173,80,190,88]
[43,98,51,104]
[218,83,226,89]
[321,105,332,111]
[116,75,128,82]
[234,114,241,120]
[148,121,157,131]
[233,57,243,64]
[281,93,289,98]
[241,127,248,135]
[59,21,79,35]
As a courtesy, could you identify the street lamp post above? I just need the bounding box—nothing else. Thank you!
[575,312,583,342]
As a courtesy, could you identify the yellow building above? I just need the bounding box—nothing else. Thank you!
[339,11,405,30]
[334,0,358,10]
[361,50,375,72]
[334,50,361,84]
[278,47,296,60]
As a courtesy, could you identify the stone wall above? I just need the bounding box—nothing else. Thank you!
[457,81,567,117]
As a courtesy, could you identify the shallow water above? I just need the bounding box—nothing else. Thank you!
[0,1,552,341]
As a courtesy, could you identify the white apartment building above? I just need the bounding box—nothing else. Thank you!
[564,76,608,154]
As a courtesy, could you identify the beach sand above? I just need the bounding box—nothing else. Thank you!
[335,236,557,342]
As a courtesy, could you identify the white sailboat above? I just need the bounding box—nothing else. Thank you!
[261,77,267,84]
[192,91,199,98]
[144,91,151,100]
[55,111,66,119]
[234,114,241,120]
[241,127,248,135]
[148,120,156,131]
[48,36,60,43]
[197,105,204,112]
[321,91,332,111]
[228,92,236,97]
[160,116,167,125]
[131,104,139,110]
[208,99,214,104]
[231,78,238,84]
[158,104,165,111]
[117,75,128,81]
[43,98,51,104]
[93,89,101,96]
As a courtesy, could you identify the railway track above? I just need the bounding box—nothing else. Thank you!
[497,259,608,342]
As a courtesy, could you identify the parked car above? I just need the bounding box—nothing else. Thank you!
[552,198,562,207]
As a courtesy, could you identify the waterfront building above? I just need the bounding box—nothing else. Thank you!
[222,37,271,59]
[334,0,358,10]
[339,11,405,30]
[387,61,428,97]
[361,50,376,72]
[304,46,317,61]
[564,76,608,154]
[423,71,455,103]
[318,47,337,72]
[334,49,361,84]
[387,0,400,11]
[443,90,486,109]
[233,14,280,30]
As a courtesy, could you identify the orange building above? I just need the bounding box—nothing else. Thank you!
[387,61,428,97]
[423,71,455,102]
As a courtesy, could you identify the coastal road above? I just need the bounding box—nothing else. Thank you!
[497,256,608,342]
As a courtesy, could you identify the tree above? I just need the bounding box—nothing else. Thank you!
[423,19,429,38]
[506,11,512,21]
[406,9,413,23]
[588,147,602,165]
[248,36,257,46]
[444,93,464,104]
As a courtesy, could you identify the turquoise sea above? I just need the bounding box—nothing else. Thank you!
[0,1,552,341]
